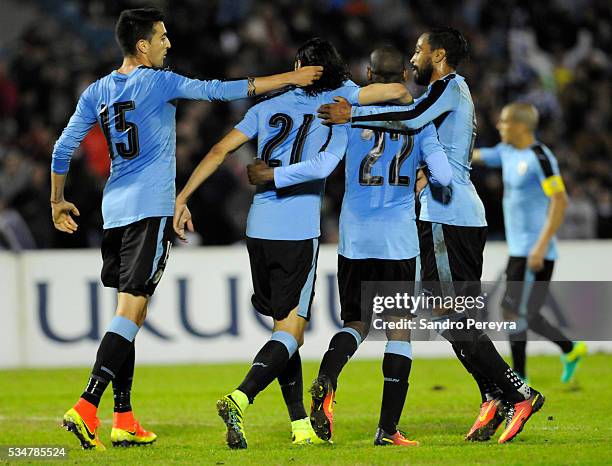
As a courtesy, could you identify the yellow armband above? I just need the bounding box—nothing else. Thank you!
[541,175,566,196]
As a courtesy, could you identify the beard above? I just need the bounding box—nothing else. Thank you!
[413,61,433,85]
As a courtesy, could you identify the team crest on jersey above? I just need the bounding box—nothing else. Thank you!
[518,160,528,176]
[361,129,374,140]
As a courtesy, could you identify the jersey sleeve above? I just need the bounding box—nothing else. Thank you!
[234,105,260,138]
[418,123,452,187]
[51,88,98,174]
[350,78,460,131]
[328,83,361,106]
[479,144,503,167]
[533,145,566,196]
[160,71,248,102]
[273,125,348,188]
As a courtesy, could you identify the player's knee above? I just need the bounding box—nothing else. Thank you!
[117,292,148,326]
[345,321,369,340]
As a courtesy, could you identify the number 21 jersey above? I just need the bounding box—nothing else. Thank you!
[235,82,359,240]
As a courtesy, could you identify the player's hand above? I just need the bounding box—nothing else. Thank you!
[528,246,546,272]
[318,97,351,124]
[415,168,429,195]
[291,66,324,87]
[173,198,194,243]
[247,159,274,185]
[51,200,80,234]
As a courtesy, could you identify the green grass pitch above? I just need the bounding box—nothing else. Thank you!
[1,354,611,465]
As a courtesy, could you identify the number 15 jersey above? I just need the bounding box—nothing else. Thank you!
[51,66,250,229]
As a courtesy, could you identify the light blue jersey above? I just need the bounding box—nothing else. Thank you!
[235,82,360,240]
[350,73,486,227]
[480,142,564,260]
[51,66,248,228]
[339,124,449,259]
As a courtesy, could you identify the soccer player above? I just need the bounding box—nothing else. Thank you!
[473,102,587,383]
[50,7,324,451]
[173,38,410,449]
[318,27,546,444]
[247,46,452,446]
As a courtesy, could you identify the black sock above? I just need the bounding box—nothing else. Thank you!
[472,334,531,402]
[527,314,573,353]
[278,350,307,421]
[451,343,501,402]
[318,330,360,390]
[238,340,292,403]
[113,341,135,412]
[81,332,133,407]
[509,332,527,379]
[379,352,412,434]
[557,340,574,354]
[445,325,529,403]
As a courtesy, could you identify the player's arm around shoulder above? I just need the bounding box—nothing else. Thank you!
[357,83,414,105]
[174,129,251,241]
[348,76,461,130]
[317,84,413,126]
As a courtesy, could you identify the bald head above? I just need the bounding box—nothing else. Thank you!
[497,102,539,147]
[368,46,406,83]
[503,102,539,132]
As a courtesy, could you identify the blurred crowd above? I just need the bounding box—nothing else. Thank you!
[0,0,610,250]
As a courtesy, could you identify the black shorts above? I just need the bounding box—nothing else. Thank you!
[338,254,417,323]
[101,217,174,297]
[246,237,319,321]
[501,256,554,315]
[418,220,487,297]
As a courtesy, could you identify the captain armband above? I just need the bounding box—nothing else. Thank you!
[541,175,566,196]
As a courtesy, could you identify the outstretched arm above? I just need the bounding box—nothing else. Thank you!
[174,129,251,241]
[163,66,324,102]
[472,146,502,167]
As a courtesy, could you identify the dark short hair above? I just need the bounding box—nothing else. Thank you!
[427,27,468,68]
[115,8,165,56]
[295,38,351,96]
[370,45,405,83]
